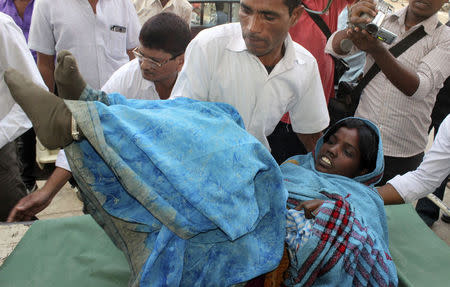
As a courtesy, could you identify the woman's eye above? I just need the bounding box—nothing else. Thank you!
[344,149,353,157]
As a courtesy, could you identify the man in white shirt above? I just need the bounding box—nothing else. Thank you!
[9,0,140,221]
[0,12,46,221]
[133,0,192,25]
[29,0,140,92]
[7,12,191,222]
[379,115,450,207]
[171,0,329,152]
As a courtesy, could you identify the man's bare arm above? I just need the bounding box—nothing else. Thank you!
[377,184,405,205]
[296,132,322,153]
[7,167,72,222]
[37,52,55,92]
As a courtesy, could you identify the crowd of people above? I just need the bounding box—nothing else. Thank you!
[1,0,449,286]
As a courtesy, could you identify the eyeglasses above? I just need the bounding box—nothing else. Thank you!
[132,47,180,68]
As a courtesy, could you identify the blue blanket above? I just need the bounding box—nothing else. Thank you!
[63,92,287,286]
[281,118,398,286]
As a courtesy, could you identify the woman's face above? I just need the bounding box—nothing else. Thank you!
[315,127,365,178]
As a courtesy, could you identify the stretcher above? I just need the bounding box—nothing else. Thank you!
[1,204,449,286]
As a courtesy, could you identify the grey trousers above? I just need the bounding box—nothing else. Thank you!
[0,141,27,221]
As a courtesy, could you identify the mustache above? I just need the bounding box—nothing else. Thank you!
[243,32,266,43]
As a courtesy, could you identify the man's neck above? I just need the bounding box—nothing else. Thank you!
[404,8,431,29]
[160,0,170,8]
[154,74,177,100]
[13,0,31,19]
[88,0,99,14]
[258,44,285,68]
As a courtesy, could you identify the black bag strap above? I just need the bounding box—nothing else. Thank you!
[304,4,332,39]
[354,22,442,96]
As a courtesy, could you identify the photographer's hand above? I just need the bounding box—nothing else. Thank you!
[347,27,384,53]
[348,0,377,26]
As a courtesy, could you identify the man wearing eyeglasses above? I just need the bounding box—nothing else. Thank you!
[102,13,190,100]
[7,13,191,222]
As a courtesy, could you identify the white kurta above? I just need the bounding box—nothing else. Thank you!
[0,12,46,148]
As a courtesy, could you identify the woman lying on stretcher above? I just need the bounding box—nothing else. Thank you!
[4,50,397,286]
[274,117,398,286]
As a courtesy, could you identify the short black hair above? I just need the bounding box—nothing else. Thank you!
[283,0,302,15]
[324,118,379,173]
[139,12,191,57]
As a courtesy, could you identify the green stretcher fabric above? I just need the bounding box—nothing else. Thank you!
[386,204,450,287]
[1,205,450,286]
[0,215,130,287]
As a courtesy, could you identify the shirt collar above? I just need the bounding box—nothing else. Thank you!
[226,29,304,68]
[150,0,175,8]
[387,6,439,35]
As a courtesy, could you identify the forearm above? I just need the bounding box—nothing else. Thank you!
[369,47,420,96]
[296,132,322,153]
[331,30,353,55]
[41,167,72,198]
[37,53,55,92]
[377,184,405,205]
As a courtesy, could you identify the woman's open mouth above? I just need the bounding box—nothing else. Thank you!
[318,155,333,168]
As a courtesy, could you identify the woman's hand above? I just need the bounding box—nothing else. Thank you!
[295,199,325,219]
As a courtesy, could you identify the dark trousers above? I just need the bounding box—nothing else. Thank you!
[415,175,448,226]
[377,152,424,186]
[267,121,307,165]
[16,128,37,190]
[0,141,28,221]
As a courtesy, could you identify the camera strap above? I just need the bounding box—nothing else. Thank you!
[354,22,442,96]
[304,4,333,39]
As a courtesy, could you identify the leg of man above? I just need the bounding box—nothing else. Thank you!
[16,129,37,192]
[415,176,448,227]
[0,142,28,221]
[378,153,424,186]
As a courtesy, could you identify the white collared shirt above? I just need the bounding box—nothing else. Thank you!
[101,58,160,100]
[326,8,450,157]
[388,115,450,203]
[132,0,192,25]
[29,0,141,89]
[171,23,329,150]
[0,12,46,149]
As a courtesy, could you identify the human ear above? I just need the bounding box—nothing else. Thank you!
[289,5,304,27]
[176,54,185,72]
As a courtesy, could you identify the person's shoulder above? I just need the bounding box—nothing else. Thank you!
[0,11,13,25]
[0,13,21,34]
[110,58,141,81]
[176,0,193,9]
[194,23,241,45]
[436,22,450,41]
[291,40,318,66]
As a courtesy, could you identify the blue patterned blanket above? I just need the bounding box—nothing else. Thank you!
[64,93,287,286]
